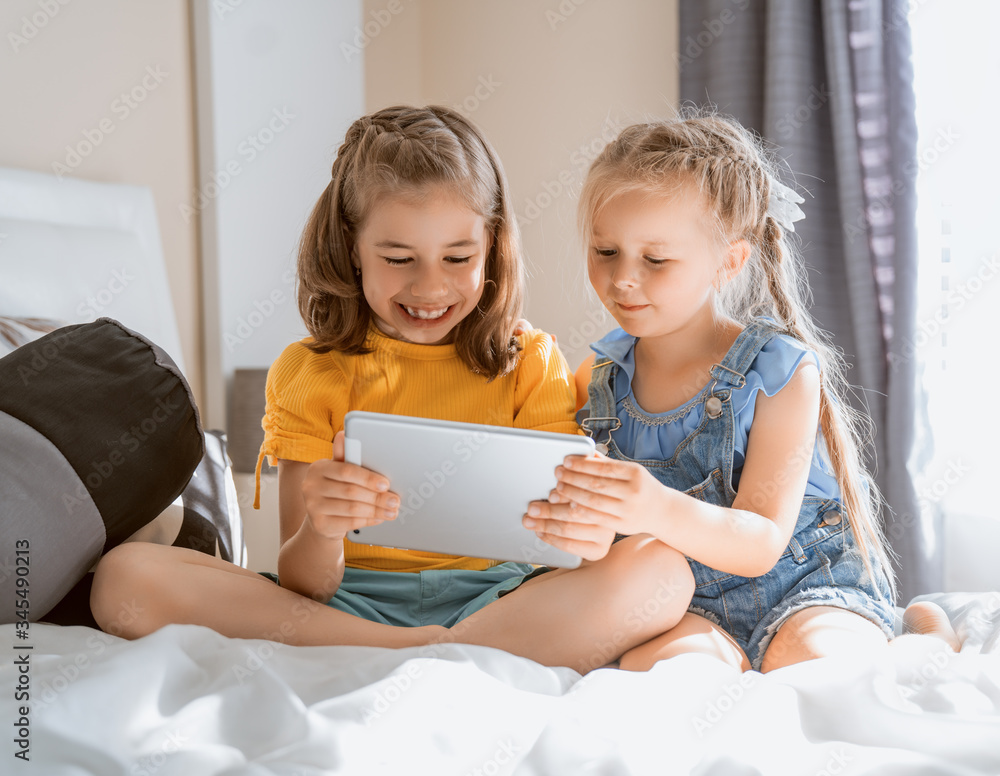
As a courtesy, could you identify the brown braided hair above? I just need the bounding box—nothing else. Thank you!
[297,105,523,378]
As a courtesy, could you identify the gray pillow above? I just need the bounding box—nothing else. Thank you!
[0,318,204,624]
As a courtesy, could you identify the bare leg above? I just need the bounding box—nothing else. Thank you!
[899,600,962,651]
[432,535,696,674]
[618,612,750,672]
[90,543,443,647]
[759,606,889,672]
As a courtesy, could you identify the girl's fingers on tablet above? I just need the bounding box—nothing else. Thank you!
[551,481,620,516]
[316,480,386,505]
[533,532,611,562]
[309,510,395,540]
[315,497,398,523]
[561,454,633,479]
[525,512,613,543]
[311,458,391,494]
[528,500,610,527]
[555,465,629,500]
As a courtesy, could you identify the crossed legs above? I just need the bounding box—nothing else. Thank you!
[90,534,695,674]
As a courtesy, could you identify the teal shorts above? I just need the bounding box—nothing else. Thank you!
[259,562,540,628]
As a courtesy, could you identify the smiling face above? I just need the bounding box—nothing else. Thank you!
[354,186,489,345]
[587,184,733,341]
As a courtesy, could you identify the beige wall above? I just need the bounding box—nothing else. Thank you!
[365,0,679,368]
[0,0,202,405]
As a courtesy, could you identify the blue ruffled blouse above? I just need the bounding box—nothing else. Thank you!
[579,326,840,501]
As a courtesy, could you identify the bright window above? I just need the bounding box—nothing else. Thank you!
[910,4,1000,550]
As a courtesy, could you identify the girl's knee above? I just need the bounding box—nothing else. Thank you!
[619,612,750,673]
[90,542,170,637]
[606,535,694,597]
[759,606,889,672]
[600,535,694,629]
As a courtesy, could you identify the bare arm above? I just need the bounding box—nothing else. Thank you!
[275,460,346,602]
[529,362,821,577]
[275,431,400,601]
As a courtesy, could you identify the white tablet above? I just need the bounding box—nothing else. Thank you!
[343,411,594,569]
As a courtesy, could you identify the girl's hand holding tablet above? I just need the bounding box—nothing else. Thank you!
[524,454,663,558]
[300,430,400,540]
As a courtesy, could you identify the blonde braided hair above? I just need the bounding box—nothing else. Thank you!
[579,111,895,596]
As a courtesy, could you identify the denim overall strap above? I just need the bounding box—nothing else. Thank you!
[581,359,620,453]
[709,319,783,388]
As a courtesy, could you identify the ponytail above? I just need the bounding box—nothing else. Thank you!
[758,216,895,598]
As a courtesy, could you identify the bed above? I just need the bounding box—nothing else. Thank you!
[2,167,999,774]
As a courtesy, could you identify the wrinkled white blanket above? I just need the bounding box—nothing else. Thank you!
[2,592,999,775]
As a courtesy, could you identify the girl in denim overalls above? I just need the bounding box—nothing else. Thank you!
[522,114,957,671]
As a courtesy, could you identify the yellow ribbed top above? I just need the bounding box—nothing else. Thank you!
[255,327,579,572]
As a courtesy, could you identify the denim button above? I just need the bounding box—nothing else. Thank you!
[705,396,723,418]
[822,511,842,526]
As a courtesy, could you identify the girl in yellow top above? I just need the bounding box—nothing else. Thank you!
[91,105,695,673]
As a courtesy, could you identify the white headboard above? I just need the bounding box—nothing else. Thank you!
[0,167,186,375]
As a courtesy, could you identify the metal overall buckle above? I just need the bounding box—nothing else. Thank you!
[580,416,621,455]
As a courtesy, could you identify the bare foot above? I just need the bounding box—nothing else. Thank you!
[901,601,962,652]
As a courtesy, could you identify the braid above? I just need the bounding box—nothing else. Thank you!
[760,217,798,328]
[758,203,894,598]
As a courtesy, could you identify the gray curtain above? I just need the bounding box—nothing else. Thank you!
[679,0,939,601]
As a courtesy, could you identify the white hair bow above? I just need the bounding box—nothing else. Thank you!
[767,180,806,233]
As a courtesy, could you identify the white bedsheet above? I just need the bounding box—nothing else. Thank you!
[3,592,999,775]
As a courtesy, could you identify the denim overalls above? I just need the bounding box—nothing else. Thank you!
[582,319,895,668]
